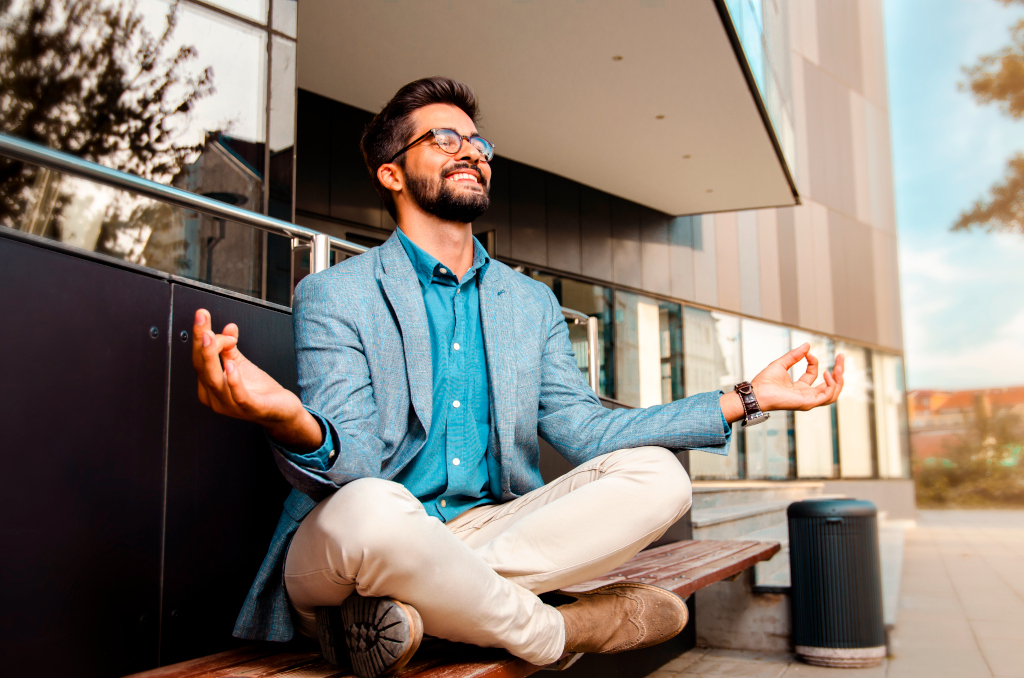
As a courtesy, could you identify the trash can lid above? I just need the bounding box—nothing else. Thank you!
[787,498,877,518]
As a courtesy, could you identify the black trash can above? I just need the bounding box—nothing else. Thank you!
[788,498,886,668]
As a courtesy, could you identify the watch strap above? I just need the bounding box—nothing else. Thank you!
[734,381,770,426]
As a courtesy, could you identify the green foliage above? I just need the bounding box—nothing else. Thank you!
[0,0,213,227]
[915,399,1024,507]
[955,0,1024,234]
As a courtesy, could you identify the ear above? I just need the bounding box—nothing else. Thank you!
[378,163,403,192]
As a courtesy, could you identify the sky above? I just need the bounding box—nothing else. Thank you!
[884,0,1024,391]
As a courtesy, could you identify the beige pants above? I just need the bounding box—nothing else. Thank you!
[284,446,692,666]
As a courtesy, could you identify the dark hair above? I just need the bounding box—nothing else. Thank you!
[360,76,479,220]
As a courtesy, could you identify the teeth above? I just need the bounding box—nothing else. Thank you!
[448,172,477,182]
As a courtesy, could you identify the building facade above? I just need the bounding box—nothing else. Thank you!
[0,0,913,668]
[1,0,911,488]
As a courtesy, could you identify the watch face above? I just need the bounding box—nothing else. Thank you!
[743,412,771,427]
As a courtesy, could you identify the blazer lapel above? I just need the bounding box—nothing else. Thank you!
[378,234,433,434]
[479,266,518,475]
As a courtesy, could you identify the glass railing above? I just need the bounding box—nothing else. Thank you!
[1,133,602,391]
[721,0,797,184]
[0,133,363,300]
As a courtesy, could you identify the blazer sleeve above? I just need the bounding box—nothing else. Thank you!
[534,286,732,467]
[266,271,386,501]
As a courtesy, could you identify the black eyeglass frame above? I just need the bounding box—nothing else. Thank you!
[387,128,495,164]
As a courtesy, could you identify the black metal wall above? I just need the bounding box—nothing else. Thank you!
[0,230,293,675]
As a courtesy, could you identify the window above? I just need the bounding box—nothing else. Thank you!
[741,319,794,479]
[835,342,876,478]
[1,0,297,301]
[791,331,837,478]
[873,352,911,479]
[685,307,743,479]
[612,291,683,408]
[529,272,615,398]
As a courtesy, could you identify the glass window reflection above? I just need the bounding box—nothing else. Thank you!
[1,0,291,303]
[200,0,268,24]
[613,291,682,408]
[529,272,615,398]
[873,352,911,479]
[835,342,876,478]
[790,330,837,478]
[685,307,743,479]
[271,0,297,37]
[269,34,296,220]
[11,163,263,295]
[741,318,794,479]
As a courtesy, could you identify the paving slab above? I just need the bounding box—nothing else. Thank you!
[644,511,1024,678]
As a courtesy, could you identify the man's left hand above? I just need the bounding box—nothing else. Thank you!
[721,343,845,424]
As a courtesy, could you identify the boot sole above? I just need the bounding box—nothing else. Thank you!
[339,596,424,678]
[315,605,351,668]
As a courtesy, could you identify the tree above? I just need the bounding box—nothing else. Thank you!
[915,397,1024,507]
[955,0,1024,234]
[0,0,213,229]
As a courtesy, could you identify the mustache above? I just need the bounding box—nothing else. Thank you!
[442,162,488,188]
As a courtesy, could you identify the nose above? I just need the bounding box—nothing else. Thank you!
[457,138,485,163]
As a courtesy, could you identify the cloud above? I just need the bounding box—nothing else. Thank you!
[900,234,1024,389]
[906,303,1024,389]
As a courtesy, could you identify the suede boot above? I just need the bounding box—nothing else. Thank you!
[556,582,689,654]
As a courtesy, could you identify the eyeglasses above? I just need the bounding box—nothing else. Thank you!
[388,128,495,163]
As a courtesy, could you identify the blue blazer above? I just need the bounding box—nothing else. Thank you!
[233,231,731,641]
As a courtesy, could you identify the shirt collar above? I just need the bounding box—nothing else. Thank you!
[396,227,490,286]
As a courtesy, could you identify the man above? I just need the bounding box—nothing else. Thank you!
[191,77,844,678]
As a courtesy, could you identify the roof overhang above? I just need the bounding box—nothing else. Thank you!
[297,0,797,216]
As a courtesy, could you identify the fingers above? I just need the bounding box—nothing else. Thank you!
[774,342,810,371]
[797,351,820,386]
[192,309,211,373]
[829,354,845,402]
[223,359,254,414]
[220,323,244,361]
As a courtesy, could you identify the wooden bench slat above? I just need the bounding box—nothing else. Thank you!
[123,647,301,678]
[561,540,781,599]
[622,541,765,580]
[127,539,780,678]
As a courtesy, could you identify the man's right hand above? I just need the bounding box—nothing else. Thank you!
[191,309,324,453]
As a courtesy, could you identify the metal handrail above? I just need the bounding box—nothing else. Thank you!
[0,133,601,393]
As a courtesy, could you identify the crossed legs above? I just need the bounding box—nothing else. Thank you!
[283,446,692,666]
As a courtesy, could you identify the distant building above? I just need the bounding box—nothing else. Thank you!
[908,387,1024,460]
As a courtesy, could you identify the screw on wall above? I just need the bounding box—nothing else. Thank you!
[180,330,189,342]
[150,326,159,339]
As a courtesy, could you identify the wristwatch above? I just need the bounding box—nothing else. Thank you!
[734,382,770,427]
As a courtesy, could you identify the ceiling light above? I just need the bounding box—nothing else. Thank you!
[612,55,623,61]
[683,154,691,159]
[656,114,665,120]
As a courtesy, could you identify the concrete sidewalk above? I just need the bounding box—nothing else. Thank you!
[644,510,1024,678]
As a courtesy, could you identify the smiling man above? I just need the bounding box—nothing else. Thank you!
[190,77,845,678]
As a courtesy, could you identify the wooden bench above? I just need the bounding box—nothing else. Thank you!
[128,539,780,678]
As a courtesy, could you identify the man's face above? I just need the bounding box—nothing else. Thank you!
[400,103,491,223]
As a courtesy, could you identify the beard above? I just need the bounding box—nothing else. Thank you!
[405,164,490,224]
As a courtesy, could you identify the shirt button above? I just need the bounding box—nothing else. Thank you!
[453,400,460,408]
[452,458,460,466]
[453,343,460,351]
[328,450,335,459]
[440,499,447,508]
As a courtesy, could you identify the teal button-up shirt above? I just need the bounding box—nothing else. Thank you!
[293,230,495,522]
[390,228,495,521]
